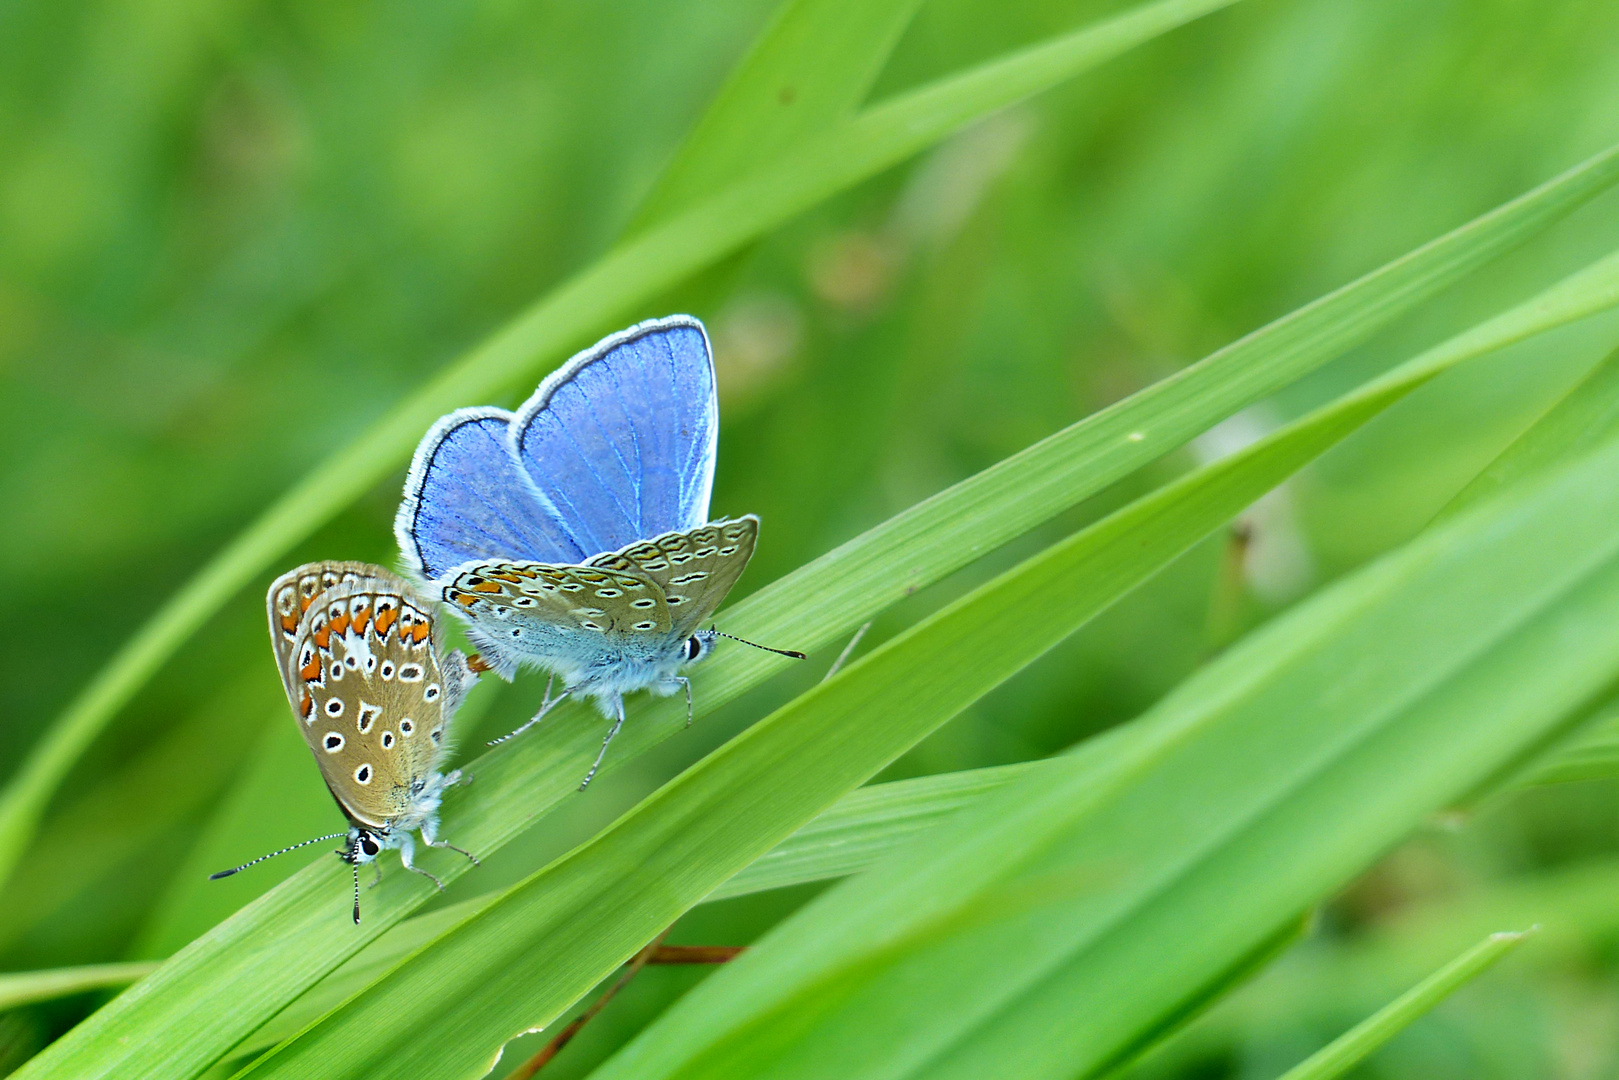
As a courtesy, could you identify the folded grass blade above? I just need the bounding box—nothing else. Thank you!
[1275,931,1531,1080]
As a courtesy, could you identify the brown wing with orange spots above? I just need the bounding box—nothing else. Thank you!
[281,571,467,829]
[265,561,386,702]
[441,562,673,637]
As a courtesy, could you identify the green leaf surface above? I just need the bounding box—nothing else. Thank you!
[1440,343,1619,519]
[1517,706,1619,786]
[0,0,1244,902]
[0,963,160,1014]
[712,761,1042,900]
[228,251,1619,1080]
[1146,855,1619,1074]
[228,761,1040,1061]
[629,0,925,230]
[579,437,1619,1080]
[1274,931,1531,1080]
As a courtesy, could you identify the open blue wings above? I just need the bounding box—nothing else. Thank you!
[396,316,718,581]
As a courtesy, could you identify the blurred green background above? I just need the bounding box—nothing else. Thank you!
[5,0,1619,1075]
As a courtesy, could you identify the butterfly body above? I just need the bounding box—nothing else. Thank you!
[396,317,793,785]
[441,516,759,713]
[239,561,480,919]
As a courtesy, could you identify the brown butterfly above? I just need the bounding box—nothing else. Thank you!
[210,561,480,922]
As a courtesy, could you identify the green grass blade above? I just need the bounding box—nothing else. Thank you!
[1439,343,1619,519]
[0,964,159,1014]
[0,0,1243,899]
[15,227,1617,1080]
[0,762,1033,1033]
[228,762,1041,1061]
[713,761,1043,900]
[1274,931,1532,1080]
[222,256,1619,1080]
[628,0,925,230]
[577,445,1619,1080]
[1516,704,1619,786]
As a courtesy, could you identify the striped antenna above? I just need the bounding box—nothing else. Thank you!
[714,631,806,660]
[351,858,362,924]
[208,832,348,880]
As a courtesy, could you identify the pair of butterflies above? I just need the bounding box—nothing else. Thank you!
[213,316,800,921]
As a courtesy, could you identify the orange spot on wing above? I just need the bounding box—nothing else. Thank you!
[471,581,502,593]
[300,654,321,681]
[351,601,372,636]
[280,612,299,635]
[490,571,522,583]
[410,621,429,644]
[454,593,478,608]
[300,692,313,719]
[374,606,398,637]
[313,621,331,649]
[329,611,351,636]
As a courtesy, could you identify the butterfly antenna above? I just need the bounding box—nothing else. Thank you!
[208,832,349,880]
[352,857,362,924]
[713,630,806,660]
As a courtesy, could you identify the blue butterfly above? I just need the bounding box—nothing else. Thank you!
[396,315,802,787]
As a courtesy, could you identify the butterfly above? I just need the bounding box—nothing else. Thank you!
[210,561,480,923]
[394,314,803,789]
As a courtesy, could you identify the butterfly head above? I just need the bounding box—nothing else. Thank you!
[340,827,385,866]
[681,628,719,667]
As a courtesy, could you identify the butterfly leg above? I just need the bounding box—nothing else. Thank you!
[579,695,626,791]
[676,676,694,728]
[420,816,480,866]
[488,683,575,746]
[367,862,383,889]
[397,834,446,891]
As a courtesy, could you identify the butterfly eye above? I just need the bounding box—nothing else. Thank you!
[359,833,380,857]
[685,636,704,661]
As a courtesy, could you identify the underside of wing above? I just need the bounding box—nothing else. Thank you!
[441,560,674,679]
[590,516,758,639]
[396,408,589,580]
[289,576,462,828]
[509,316,718,559]
[266,561,389,702]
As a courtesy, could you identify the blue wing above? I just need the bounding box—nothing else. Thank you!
[395,409,589,580]
[509,316,717,558]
